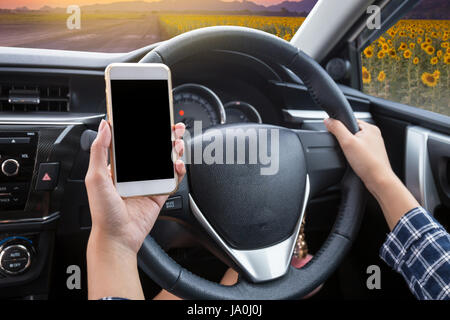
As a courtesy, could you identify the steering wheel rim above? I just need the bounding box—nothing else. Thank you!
[138,26,367,299]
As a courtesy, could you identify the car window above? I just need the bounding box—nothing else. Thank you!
[360,0,449,116]
[0,1,317,52]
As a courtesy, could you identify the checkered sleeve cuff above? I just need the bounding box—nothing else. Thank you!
[380,207,442,270]
[380,206,450,300]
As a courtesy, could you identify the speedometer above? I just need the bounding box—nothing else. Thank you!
[173,84,225,131]
[224,101,262,124]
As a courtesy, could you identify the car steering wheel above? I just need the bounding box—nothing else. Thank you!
[138,26,367,299]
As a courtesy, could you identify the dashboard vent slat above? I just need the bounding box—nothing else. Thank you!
[0,82,70,112]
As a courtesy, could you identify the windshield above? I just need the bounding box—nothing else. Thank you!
[0,0,318,52]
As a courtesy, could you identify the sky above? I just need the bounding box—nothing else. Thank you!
[0,0,286,10]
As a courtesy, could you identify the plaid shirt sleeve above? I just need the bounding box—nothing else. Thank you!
[380,206,450,300]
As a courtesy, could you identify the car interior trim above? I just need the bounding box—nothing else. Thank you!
[283,109,372,123]
[0,212,60,225]
[405,126,444,213]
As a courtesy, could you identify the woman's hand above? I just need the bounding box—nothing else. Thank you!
[85,119,186,299]
[324,118,394,193]
[324,118,419,230]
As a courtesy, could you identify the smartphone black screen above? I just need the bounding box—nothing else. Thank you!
[110,79,173,183]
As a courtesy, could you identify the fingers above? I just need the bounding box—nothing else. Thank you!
[324,118,354,147]
[220,268,239,286]
[356,119,382,137]
[87,120,111,176]
[174,139,184,158]
[175,159,186,184]
[356,119,372,130]
[173,122,185,140]
[173,122,186,184]
[357,119,368,126]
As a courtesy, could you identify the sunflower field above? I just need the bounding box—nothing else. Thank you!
[361,20,449,116]
[158,14,305,41]
[158,15,449,116]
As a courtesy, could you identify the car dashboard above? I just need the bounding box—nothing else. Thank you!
[0,46,372,299]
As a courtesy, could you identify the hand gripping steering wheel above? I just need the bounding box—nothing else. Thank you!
[138,26,367,299]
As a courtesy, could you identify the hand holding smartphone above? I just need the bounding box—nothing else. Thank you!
[105,63,178,197]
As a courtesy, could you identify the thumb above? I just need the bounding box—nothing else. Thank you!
[88,119,111,177]
[324,118,354,145]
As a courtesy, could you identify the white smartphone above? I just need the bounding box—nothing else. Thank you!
[105,63,178,197]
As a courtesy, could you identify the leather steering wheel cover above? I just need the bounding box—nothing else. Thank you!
[138,26,366,299]
[140,26,359,133]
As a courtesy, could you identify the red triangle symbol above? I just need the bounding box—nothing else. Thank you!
[42,173,52,181]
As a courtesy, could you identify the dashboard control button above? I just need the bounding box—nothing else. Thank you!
[0,183,28,193]
[0,244,31,275]
[0,137,30,144]
[2,245,28,260]
[163,196,183,211]
[0,196,11,204]
[1,159,20,177]
[35,162,60,191]
[2,259,28,273]
[10,183,28,192]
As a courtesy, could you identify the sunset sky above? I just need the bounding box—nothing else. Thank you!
[0,0,286,10]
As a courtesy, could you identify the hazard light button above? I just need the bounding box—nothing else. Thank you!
[35,162,60,191]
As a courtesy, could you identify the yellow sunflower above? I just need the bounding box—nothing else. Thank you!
[433,70,440,79]
[417,37,423,44]
[403,50,412,59]
[430,57,438,65]
[364,46,374,58]
[426,45,435,55]
[377,71,386,82]
[398,42,407,51]
[441,42,449,48]
[409,43,416,49]
[388,49,397,58]
[437,50,443,58]
[362,67,371,84]
[413,57,420,65]
[421,72,438,87]
[377,51,385,59]
[444,54,450,65]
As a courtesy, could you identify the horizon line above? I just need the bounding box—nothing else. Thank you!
[1,0,312,11]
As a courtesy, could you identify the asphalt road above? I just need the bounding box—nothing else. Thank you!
[0,15,161,53]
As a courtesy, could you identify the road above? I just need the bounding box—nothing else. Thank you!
[0,14,161,53]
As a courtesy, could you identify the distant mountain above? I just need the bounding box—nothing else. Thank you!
[405,0,450,19]
[40,5,54,11]
[14,6,30,12]
[79,0,318,13]
[268,0,317,13]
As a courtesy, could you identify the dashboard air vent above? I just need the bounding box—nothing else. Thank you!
[0,82,70,112]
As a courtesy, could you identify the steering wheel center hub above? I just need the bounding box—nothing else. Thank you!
[188,124,307,250]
